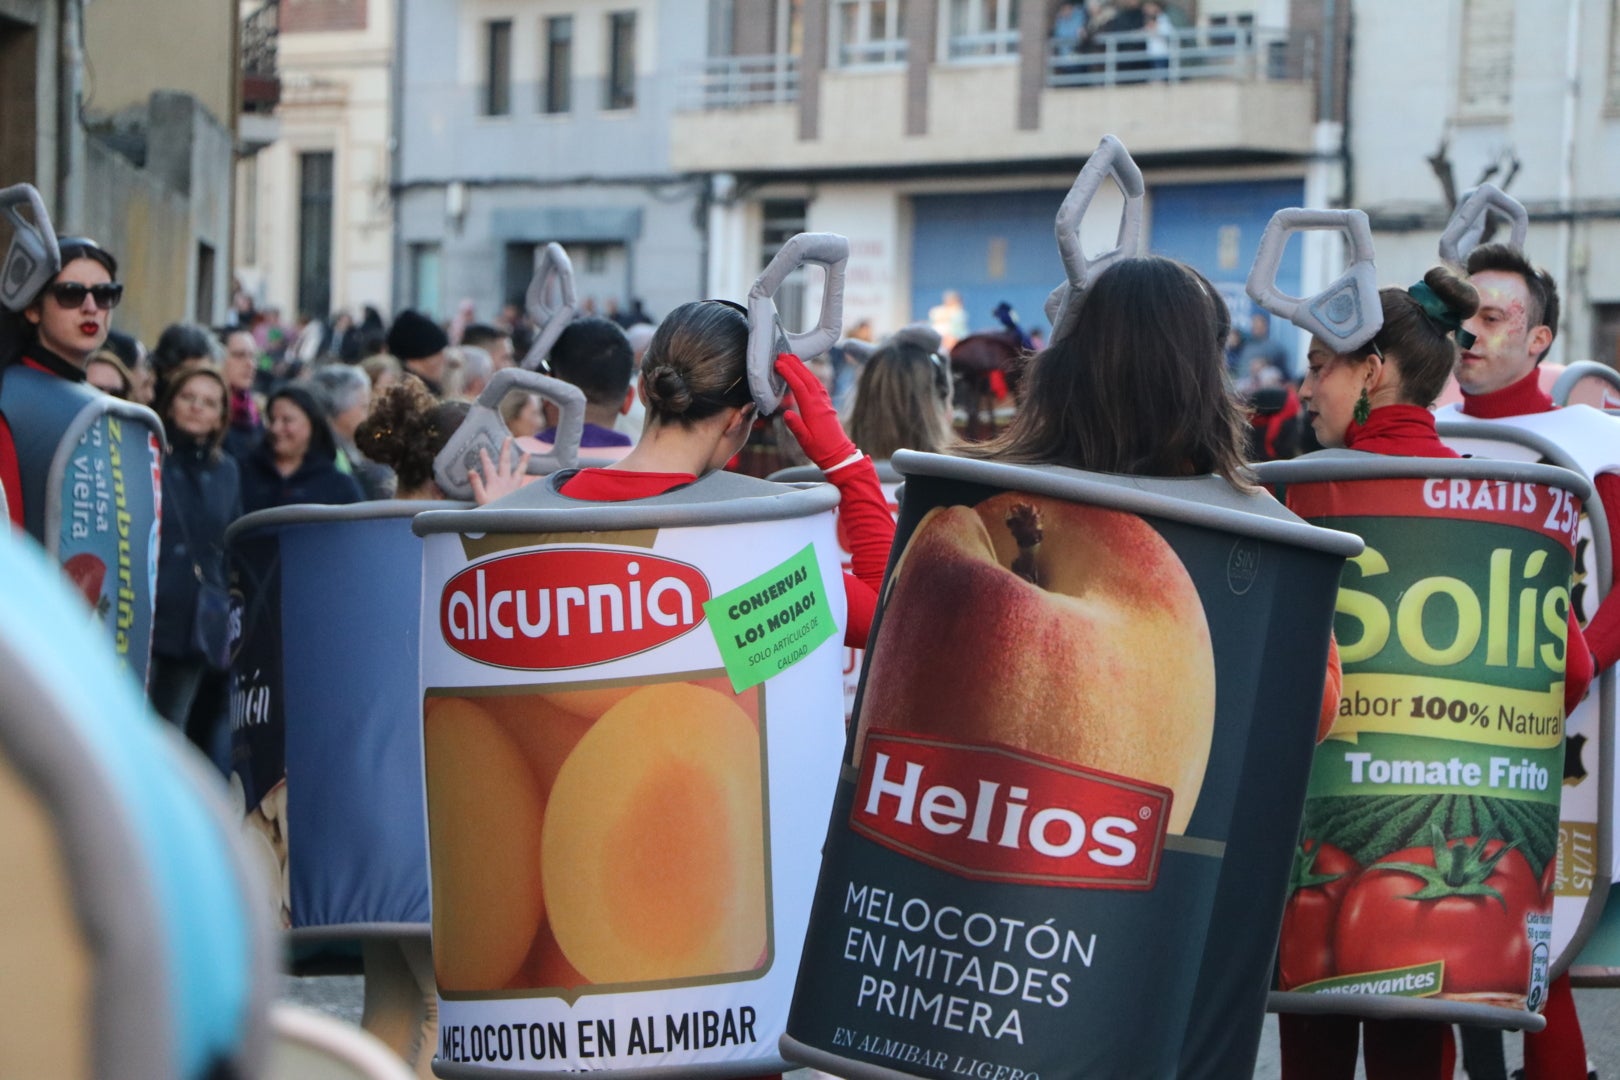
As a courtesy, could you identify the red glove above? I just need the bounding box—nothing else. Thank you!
[775,353,860,473]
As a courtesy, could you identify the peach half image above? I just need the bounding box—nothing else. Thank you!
[423,674,769,997]
[856,491,1216,835]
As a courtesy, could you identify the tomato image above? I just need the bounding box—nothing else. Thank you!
[1333,827,1546,995]
[62,553,107,611]
[1278,839,1358,989]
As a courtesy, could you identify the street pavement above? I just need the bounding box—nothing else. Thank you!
[285,976,1620,1077]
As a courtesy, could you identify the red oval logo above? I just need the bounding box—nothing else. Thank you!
[440,548,712,669]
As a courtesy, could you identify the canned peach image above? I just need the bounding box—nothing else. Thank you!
[857,492,1215,834]
[782,453,1360,1080]
[424,676,767,995]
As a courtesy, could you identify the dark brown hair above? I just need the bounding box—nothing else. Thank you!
[846,329,954,460]
[1349,266,1479,407]
[639,301,753,425]
[355,379,470,495]
[1465,242,1560,358]
[964,256,1248,485]
[86,348,135,398]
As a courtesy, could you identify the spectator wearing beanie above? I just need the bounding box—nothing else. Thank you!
[387,309,450,396]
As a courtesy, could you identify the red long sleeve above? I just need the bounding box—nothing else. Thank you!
[1567,613,1594,717]
[0,415,21,529]
[824,455,897,650]
[825,455,896,594]
[1581,471,1620,673]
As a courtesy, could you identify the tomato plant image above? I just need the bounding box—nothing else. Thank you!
[1332,826,1546,996]
[1278,839,1358,989]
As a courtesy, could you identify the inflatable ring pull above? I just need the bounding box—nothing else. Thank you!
[1247,207,1383,355]
[746,232,850,416]
[1439,183,1529,265]
[1553,361,1620,409]
[0,183,60,314]
[519,242,579,372]
[432,367,587,500]
[1044,133,1147,340]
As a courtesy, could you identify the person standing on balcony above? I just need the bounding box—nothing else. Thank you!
[1051,2,1087,55]
[1144,1,1174,77]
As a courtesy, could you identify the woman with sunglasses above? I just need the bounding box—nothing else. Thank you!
[477,299,896,651]
[0,236,124,529]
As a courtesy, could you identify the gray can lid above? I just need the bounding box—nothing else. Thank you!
[226,499,468,548]
[1257,448,1593,501]
[413,468,840,537]
[770,460,902,485]
[890,450,1365,557]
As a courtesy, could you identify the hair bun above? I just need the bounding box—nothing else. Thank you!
[644,364,694,416]
[1423,264,1480,321]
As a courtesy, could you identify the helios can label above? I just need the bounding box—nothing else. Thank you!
[784,455,1357,1080]
[1278,475,1578,1014]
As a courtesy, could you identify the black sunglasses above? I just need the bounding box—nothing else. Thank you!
[47,281,124,310]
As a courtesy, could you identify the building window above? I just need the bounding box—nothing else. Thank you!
[1458,0,1512,118]
[834,0,907,67]
[945,0,1018,60]
[411,243,443,319]
[544,16,573,113]
[196,241,216,322]
[606,12,637,110]
[484,19,513,116]
[297,151,334,319]
[1608,0,1620,111]
[761,199,810,330]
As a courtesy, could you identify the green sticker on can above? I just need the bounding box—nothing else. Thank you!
[705,543,836,692]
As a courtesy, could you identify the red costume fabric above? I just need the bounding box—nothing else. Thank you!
[558,460,892,650]
[1460,369,1601,1080]
[0,416,20,529]
[1251,384,1303,459]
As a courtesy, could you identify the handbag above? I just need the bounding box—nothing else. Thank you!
[171,463,234,671]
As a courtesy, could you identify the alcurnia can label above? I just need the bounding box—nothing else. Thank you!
[420,510,847,1077]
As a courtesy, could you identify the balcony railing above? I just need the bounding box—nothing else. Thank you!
[241,0,280,114]
[678,55,800,111]
[946,28,1021,60]
[1047,25,1311,88]
[836,38,908,68]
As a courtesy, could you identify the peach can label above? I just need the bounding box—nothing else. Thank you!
[419,513,846,1075]
[788,475,1351,1080]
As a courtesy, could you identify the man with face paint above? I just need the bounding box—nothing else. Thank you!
[1452,243,1612,1080]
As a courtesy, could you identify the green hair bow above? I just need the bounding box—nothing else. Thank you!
[1408,280,1477,350]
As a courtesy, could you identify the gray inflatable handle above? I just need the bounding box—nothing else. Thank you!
[1439,183,1529,264]
[1247,207,1383,354]
[1044,134,1146,340]
[520,243,578,371]
[0,184,60,314]
[1553,360,1620,407]
[432,367,587,499]
[747,232,849,415]
[838,337,877,365]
